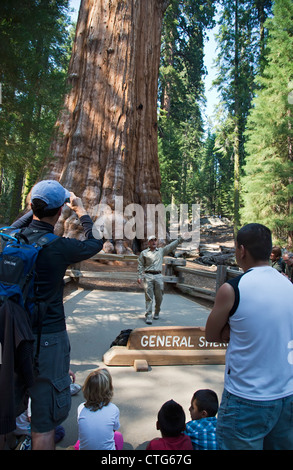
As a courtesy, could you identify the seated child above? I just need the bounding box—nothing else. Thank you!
[10,398,64,450]
[146,399,193,450]
[184,389,218,450]
[75,368,123,450]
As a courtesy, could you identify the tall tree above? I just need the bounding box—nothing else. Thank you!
[241,0,293,247]
[44,0,170,250]
[158,0,215,207]
[0,0,72,222]
[208,108,235,217]
[213,0,272,233]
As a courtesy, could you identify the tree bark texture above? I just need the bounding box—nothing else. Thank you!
[44,0,169,249]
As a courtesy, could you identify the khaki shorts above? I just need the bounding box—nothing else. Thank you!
[28,330,71,433]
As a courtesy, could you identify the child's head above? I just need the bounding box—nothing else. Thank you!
[156,399,186,437]
[83,368,113,411]
[189,389,218,420]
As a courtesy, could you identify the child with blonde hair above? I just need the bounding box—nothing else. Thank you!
[75,368,123,450]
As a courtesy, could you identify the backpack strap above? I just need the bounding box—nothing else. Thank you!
[34,300,48,375]
[18,229,60,374]
[35,232,59,247]
[0,227,58,247]
[29,231,59,373]
[17,228,59,247]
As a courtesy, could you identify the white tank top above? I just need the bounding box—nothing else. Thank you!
[225,266,293,400]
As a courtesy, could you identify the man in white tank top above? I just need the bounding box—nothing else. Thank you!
[206,223,293,450]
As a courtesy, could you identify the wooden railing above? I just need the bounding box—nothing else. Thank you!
[173,264,241,301]
[65,253,242,302]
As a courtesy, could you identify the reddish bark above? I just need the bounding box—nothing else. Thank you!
[44,0,170,250]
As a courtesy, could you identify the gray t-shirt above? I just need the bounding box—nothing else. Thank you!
[77,402,120,450]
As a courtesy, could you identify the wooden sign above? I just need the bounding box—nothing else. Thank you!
[127,326,227,351]
[103,326,227,369]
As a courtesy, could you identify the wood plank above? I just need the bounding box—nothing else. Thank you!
[65,270,178,283]
[174,266,217,278]
[91,253,186,263]
[176,283,216,300]
[133,359,149,372]
[163,275,179,283]
[164,257,186,266]
[91,253,138,261]
[78,271,137,279]
[103,347,226,366]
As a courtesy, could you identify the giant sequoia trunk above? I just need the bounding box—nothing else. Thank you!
[44,0,169,252]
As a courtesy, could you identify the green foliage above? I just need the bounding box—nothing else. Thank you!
[0,0,73,222]
[158,0,215,209]
[241,0,293,246]
[210,0,272,230]
[210,109,235,217]
[158,0,276,228]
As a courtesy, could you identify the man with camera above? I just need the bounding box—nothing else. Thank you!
[10,180,104,450]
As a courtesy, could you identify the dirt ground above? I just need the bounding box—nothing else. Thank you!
[63,217,234,309]
[200,217,234,249]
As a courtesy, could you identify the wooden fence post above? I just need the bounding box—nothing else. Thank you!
[216,265,228,292]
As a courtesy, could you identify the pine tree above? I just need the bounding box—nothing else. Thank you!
[213,0,272,233]
[158,0,215,207]
[0,0,72,222]
[210,108,235,217]
[241,0,293,247]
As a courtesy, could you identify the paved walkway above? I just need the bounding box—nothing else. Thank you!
[58,289,225,450]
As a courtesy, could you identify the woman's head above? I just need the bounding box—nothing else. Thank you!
[83,368,113,411]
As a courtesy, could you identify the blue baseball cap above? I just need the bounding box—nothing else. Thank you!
[31,180,71,209]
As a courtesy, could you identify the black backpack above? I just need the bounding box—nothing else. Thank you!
[0,227,59,369]
[110,329,133,347]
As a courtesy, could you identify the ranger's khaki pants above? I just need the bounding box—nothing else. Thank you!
[143,273,164,319]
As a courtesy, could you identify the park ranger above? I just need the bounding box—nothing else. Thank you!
[137,235,183,324]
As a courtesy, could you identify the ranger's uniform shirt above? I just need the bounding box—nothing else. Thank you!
[137,237,183,279]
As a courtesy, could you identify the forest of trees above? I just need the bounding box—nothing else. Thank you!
[0,0,292,247]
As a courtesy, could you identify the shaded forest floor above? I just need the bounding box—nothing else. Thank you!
[199,216,234,248]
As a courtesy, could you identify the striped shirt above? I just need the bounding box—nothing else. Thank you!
[185,417,218,450]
